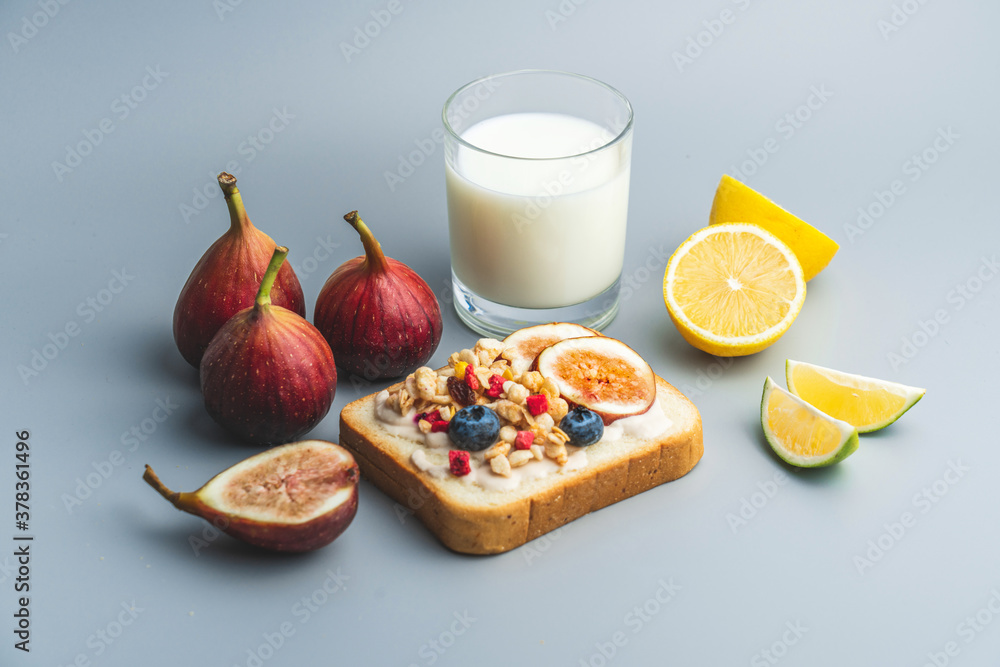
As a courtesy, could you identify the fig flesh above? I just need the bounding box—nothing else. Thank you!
[143,440,359,552]
[536,336,656,424]
[201,246,337,445]
[314,211,442,380]
[173,172,305,368]
[501,322,600,375]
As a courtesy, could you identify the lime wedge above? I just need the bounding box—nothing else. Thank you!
[786,360,925,433]
[761,377,859,467]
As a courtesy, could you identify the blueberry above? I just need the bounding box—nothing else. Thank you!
[448,405,501,451]
[559,407,604,446]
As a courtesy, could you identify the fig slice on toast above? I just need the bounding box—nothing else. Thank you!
[536,337,656,424]
[501,322,599,375]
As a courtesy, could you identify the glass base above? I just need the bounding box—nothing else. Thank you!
[451,271,621,338]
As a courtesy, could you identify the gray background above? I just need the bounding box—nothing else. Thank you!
[2,0,998,665]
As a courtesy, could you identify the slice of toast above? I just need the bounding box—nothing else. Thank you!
[339,374,703,555]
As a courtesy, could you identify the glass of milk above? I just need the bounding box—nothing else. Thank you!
[443,70,634,337]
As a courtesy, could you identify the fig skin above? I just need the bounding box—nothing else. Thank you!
[314,211,442,380]
[173,172,305,368]
[142,441,359,552]
[201,247,337,445]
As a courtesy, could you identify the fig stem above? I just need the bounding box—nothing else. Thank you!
[344,211,388,272]
[142,465,184,510]
[256,246,289,308]
[218,172,252,233]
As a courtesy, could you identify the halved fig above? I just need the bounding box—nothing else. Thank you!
[143,440,359,552]
[501,322,600,375]
[536,337,657,424]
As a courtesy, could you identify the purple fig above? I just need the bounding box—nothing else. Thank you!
[314,211,442,380]
[200,246,336,445]
[143,440,358,552]
[173,172,305,367]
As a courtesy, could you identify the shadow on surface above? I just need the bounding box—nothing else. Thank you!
[354,478,474,558]
[139,324,199,386]
[124,501,345,571]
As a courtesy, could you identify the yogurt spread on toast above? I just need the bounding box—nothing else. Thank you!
[374,329,672,491]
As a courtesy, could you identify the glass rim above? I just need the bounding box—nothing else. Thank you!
[441,69,634,162]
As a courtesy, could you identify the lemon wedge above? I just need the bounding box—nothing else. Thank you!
[709,175,838,281]
[786,360,925,433]
[663,223,806,356]
[761,377,859,467]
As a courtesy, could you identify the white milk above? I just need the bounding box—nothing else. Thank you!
[446,112,631,309]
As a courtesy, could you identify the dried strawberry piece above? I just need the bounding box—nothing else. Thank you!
[448,450,471,476]
[526,394,548,416]
[514,431,534,450]
[447,376,476,406]
[463,365,481,391]
[430,420,450,433]
[485,374,505,399]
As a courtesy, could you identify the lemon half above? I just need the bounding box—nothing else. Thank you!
[709,175,838,281]
[663,223,806,356]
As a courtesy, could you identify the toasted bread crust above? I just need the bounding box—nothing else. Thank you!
[339,376,703,554]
